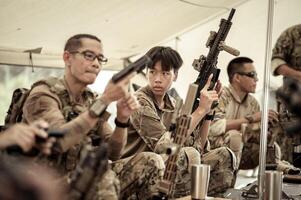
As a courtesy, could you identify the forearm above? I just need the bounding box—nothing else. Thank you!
[226,118,248,132]
[56,111,98,152]
[0,134,12,150]
[198,120,211,150]
[108,127,127,160]
[190,107,207,134]
[276,64,301,80]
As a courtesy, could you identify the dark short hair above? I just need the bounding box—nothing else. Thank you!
[64,34,101,52]
[227,57,253,83]
[145,46,183,72]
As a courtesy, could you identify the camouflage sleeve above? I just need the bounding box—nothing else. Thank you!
[130,99,171,152]
[209,90,228,136]
[23,85,94,152]
[271,28,294,75]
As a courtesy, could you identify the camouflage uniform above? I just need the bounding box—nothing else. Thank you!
[122,86,235,197]
[22,77,120,199]
[209,85,297,174]
[272,24,301,163]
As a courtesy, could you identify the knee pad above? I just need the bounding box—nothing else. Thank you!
[227,130,243,152]
[139,152,165,170]
[182,147,201,172]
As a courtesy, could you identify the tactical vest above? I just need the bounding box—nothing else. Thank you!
[29,77,106,174]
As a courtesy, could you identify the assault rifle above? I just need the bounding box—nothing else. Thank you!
[192,8,239,112]
[69,143,108,200]
[153,84,198,199]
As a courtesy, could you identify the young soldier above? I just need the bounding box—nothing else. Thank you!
[120,46,237,198]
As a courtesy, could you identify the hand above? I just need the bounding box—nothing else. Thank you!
[268,110,279,124]
[0,121,55,155]
[116,94,140,123]
[214,80,222,98]
[250,111,262,123]
[101,72,135,104]
[198,74,219,114]
[250,110,278,124]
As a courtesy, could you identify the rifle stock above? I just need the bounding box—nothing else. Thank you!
[154,84,198,199]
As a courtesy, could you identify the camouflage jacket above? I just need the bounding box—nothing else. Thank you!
[22,77,121,173]
[272,24,301,76]
[209,85,260,138]
[122,86,175,158]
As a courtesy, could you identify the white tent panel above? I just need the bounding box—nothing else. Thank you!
[0,0,248,69]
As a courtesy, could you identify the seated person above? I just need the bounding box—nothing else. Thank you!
[209,57,300,178]
[118,46,237,198]
[21,34,163,200]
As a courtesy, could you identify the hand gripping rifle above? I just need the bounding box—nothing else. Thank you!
[152,84,198,199]
[69,143,109,200]
[192,8,239,112]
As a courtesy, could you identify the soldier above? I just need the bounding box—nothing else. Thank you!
[21,34,162,199]
[119,46,237,198]
[209,57,300,179]
[271,24,301,164]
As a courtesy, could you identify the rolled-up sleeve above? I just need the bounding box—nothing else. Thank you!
[130,99,172,152]
[271,30,293,75]
[23,85,97,152]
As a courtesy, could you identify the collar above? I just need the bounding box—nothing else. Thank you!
[140,85,175,112]
[228,84,248,104]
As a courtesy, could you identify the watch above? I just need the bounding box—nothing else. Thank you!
[114,118,130,128]
[244,114,254,123]
[204,111,215,121]
[89,98,108,118]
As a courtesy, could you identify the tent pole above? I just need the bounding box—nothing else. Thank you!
[258,0,274,199]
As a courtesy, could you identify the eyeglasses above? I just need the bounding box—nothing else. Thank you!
[236,71,258,80]
[69,50,108,65]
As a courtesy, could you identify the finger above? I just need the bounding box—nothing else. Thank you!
[215,80,221,91]
[118,72,136,85]
[203,74,213,91]
[33,127,48,139]
[32,120,49,130]
[128,101,140,110]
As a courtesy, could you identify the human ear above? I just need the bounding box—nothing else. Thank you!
[173,71,178,81]
[63,51,71,67]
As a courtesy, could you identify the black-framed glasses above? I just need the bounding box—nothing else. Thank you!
[69,50,108,65]
[236,71,258,80]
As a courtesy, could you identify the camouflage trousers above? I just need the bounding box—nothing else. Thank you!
[112,152,165,200]
[209,129,299,174]
[85,169,120,200]
[169,146,234,198]
[112,148,200,199]
[172,147,201,198]
[202,147,236,196]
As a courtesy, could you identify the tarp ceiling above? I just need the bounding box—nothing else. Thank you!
[0,0,248,70]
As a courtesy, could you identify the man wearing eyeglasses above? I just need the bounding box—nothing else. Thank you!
[20,34,161,199]
[208,57,299,185]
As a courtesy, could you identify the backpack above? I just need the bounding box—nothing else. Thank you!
[4,88,30,128]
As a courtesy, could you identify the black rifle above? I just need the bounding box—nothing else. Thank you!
[69,143,109,200]
[192,8,239,112]
[111,55,152,83]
